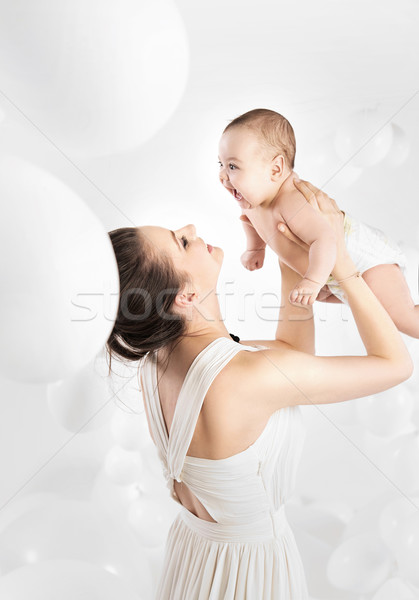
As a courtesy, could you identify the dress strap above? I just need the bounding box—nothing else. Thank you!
[167,337,255,482]
[140,352,169,466]
[140,337,261,485]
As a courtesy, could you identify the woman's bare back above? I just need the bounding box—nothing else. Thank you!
[142,338,276,522]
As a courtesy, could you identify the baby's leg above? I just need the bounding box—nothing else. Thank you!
[361,263,419,338]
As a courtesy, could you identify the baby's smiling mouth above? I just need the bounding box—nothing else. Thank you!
[223,183,248,205]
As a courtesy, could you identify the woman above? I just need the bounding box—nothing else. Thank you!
[106,180,412,600]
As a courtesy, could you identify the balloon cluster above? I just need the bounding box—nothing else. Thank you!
[100,398,178,549]
[335,111,410,170]
[0,0,189,158]
[301,110,410,194]
[0,0,189,596]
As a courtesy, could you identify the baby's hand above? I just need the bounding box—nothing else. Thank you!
[290,277,323,306]
[241,248,265,271]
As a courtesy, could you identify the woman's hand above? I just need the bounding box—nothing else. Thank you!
[277,179,350,278]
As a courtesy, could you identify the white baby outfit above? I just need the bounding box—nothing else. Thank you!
[140,336,309,600]
[326,211,407,303]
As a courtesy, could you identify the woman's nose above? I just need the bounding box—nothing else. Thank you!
[176,224,196,238]
[186,224,197,238]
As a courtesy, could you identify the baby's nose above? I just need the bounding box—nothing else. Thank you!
[219,166,228,182]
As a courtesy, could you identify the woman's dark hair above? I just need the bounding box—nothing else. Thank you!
[105,227,191,377]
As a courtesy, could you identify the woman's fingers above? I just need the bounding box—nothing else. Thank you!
[277,222,309,250]
[294,178,341,214]
[293,178,320,209]
[295,179,321,194]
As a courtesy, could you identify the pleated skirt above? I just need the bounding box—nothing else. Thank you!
[155,508,309,600]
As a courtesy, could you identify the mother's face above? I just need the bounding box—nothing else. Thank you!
[137,224,223,294]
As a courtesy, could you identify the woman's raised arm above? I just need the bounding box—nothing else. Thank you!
[237,180,413,415]
[241,260,315,355]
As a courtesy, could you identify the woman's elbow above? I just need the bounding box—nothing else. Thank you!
[395,357,415,384]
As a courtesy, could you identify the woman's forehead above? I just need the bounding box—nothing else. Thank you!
[138,226,179,254]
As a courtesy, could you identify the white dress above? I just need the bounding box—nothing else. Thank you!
[140,336,309,600]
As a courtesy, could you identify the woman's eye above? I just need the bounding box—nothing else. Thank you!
[180,235,188,248]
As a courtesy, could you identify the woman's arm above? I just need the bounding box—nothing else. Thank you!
[240,260,315,354]
[237,180,413,415]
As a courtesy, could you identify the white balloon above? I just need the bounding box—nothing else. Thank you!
[356,388,414,437]
[110,408,152,451]
[0,0,188,158]
[306,500,354,526]
[103,446,144,486]
[286,504,346,547]
[299,135,363,192]
[319,397,359,428]
[47,361,112,432]
[0,559,141,600]
[104,352,147,414]
[377,431,414,482]
[327,533,394,594]
[394,511,419,587]
[379,496,419,551]
[0,492,58,535]
[392,432,419,494]
[396,243,419,306]
[127,494,174,548]
[412,405,419,429]
[342,493,397,542]
[383,124,410,168]
[0,497,152,597]
[0,157,119,383]
[335,109,393,168]
[372,577,418,600]
[142,439,166,476]
[19,459,100,502]
[291,527,356,600]
[91,472,140,518]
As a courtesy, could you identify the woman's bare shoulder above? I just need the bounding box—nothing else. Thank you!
[205,343,294,424]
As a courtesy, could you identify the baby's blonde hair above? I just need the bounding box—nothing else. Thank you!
[223,108,296,170]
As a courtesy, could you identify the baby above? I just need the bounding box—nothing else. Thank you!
[218,108,419,338]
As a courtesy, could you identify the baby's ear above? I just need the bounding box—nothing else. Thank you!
[271,154,285,179]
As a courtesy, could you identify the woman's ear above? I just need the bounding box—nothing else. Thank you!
[174,289,198,311]
[271,154,285,180]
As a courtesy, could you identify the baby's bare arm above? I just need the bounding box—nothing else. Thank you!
[240,213,267,250]
[276,188,337,284]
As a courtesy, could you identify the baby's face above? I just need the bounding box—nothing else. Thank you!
[218,128,274,210]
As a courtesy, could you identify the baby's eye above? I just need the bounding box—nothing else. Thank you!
[228,163,237,170]
[218,160,223,168]
[180,235,188,248]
